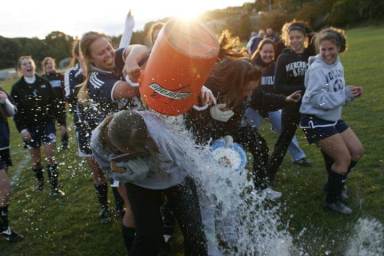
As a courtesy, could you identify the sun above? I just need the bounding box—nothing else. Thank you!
[170,3,206,21]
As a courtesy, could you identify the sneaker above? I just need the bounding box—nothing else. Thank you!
[0,227,24,242]
[50,189,66,197]
[325,200,352,215]
[293,158,312,167]
[36,180,44,191]
[323,183,349,201]
[99,208,111,224]
[263,187,282,200]
[340,187,349,201]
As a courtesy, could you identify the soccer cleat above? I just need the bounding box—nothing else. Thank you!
[325,200,352,215]
[293,158,312,167]
[50,189,66,197]
[263,187,282,200]
[0,227,24,242]
[99,208,111,224]
[323,183,349,201]
[36,180,44,191]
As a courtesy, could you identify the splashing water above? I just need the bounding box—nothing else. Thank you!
[345,218,384,256]
[162,117,299,255]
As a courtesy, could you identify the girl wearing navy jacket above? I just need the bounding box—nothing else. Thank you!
[0,88,23,242]
[41,57,68,150]
[268,21,315,182]
[247,38,309,166]
[64,41,113,224]
[11,56,65,196]
[79,31,144,251]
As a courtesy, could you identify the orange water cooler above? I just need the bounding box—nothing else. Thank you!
[139,19,220,116]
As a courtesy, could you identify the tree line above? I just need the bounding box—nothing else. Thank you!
[0,0,383,69]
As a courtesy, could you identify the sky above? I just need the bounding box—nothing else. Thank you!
[0,0,253,38]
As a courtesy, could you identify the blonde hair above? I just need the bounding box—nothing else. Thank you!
[78,31,110,103]
[146,22,165,47]
[17,56,34,70]
[17,56,35,76]
[218,30,248,60]
[41,57,56,74]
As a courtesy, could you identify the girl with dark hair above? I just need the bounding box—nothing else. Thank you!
[11,56,65,197]
[188,57,300,190]
[90,110,208,256]
[268,20,315,182]
[0,87,23,242]
[247,38,309,166]
[300,27,363,214]
[187,31,301,189]
[41,57,68,150]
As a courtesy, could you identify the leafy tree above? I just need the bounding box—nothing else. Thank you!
[44,31,74,63]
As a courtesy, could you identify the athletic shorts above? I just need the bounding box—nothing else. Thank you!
[24,122,56,149]
[0,149,12,170]
[300,115,349,144]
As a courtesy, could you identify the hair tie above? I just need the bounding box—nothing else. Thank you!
[288,24,306,33]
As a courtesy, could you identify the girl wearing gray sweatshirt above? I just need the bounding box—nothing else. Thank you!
[299,27,364,215]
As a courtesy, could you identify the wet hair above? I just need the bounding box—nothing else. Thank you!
[146,22,165,47]
[206,59,261,108]
[250,38,276,65]
[281,20,311,47]
[314,27,347,53]
[107,110,148,152]
[41,57,56,74]
[78,31,110,103]
[217,30,248,60]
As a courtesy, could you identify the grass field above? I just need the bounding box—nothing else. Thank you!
[1,25,384,255]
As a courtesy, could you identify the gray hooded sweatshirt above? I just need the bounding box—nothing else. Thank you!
[300,54,354,121]
[90,110,192,190]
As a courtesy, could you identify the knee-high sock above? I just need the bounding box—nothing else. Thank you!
[122,225,135,252]
[326,170,345,203]
[47,164,59,191]
[94,183,108,209]
[33,165,44,183]
[343,161,358,184]
[0,205,9,231]
[111,186,124,213]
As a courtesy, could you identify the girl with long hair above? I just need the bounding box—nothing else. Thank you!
[300,27,363,214]
[247,38,310,166]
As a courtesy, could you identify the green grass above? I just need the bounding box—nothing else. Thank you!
[1,25,384,255]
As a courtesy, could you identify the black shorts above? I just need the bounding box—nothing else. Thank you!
[300,115,349,144]
[24,122,56,149]
[0,149,12,170]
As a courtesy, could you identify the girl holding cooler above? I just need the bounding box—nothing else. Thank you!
[299,27,364,214]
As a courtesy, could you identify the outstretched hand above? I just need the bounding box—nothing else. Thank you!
[286,90,302,103]
[350,86,363,98]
